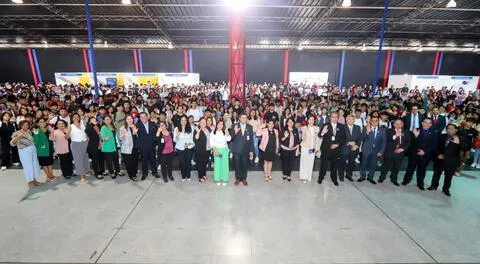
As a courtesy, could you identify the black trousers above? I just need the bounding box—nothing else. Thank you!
[403,154,431,187]
[319,149,341,183]
[380,153,404,183]
[178,148,194,179]
[104,151,120,174]
[88,149,104,175]
[58,152,73,177]
[159,152,174,178]
[140,148,157,176]
[431,159,458,192]
[233,153,249,181]
[281,149,295,177]
[123,151,138,179]
[339,151,358,179]
[196,150,210,179]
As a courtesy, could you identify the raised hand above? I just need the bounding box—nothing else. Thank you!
[452,135,460,144]
[284,130,289,138]
[321,125,328,135]
[413,128,420,137]
[234,125,240,134]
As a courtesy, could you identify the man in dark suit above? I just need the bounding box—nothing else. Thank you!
[358,116,387,184]
[430,106,446,135]
[136,112,159,180]
[403,104,424,132]
[317,107,330,129]
[318,112,346,186]
[428,124,468,196]
[402,118,437,190]
[230,113,254,186]
[379,119,411,186]
[339,115,362,182]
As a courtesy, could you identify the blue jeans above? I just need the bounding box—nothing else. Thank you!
[253,135,260,159]
[473,148,480,164]
[18,145,41,182]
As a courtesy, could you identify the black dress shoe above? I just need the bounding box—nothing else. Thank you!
[418,185,425,191]
[102,172,108,176]
[367,179,376,185]
[443,190,451,197]
[339,177,344,182]
[401,182,408,186]
[141,175,147,181]
[346,176,354,182]
[163,176,168,183]
[333,181,339,186]
[357,178,365,182]
[95,174,104,180]
[317,180,323,184]
[392,181,399,186]
[378,179,385,183]
[64,175,71,179]
[168,175,174,181]
[153,173,160,179]
[427,186,437,191]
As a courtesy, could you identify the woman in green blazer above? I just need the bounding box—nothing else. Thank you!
[101,115,122,178]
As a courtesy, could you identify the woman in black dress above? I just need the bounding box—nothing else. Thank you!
[256,120,279,182]
[0,111,19,170]
[85,117,105,179]
[280,118,300,181]
[193,117,211,183]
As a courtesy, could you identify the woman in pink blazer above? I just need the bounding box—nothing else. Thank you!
[256,120,279,182]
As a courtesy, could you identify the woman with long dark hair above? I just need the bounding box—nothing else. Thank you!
[32,118,57,182]
[174,116,195,181]
[194,117,211,183]
[70,113,90,182]
[119,115,139,181]
[0,111,19,170]
[86,116,105,179]
[280,118,300,182]
[101,115,122,179]
[210,120,231,185]
[256,120,279,182]
[156,121,175,183]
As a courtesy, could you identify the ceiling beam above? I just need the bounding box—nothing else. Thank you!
[298,0,344,41]
[134,0,172,44]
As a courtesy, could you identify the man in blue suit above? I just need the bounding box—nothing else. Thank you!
[358,117,387,184]
[430,106,447,135]
[230,113,254,186]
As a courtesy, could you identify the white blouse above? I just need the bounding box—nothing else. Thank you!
[69,123,87,142]
[209,131,231,149]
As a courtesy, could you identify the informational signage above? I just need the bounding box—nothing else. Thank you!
[388,75,479,92]
[54,72,200,86]
[289,72,329,86]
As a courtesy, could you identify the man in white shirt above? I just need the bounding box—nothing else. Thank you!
[186,100,204,125]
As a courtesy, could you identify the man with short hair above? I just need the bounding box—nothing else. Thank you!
[358,117,387,184]
[136,112,159,180]
[339,115,362,182]
[230,113,254,186]
[379,119,411,186]
[318,112,346,186]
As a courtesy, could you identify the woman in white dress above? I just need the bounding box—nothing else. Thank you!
[299,115,320,183]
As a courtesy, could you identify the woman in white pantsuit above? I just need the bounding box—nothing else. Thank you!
[299,116,320,183]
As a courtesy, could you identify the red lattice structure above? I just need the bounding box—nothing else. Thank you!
[229,13,246,106]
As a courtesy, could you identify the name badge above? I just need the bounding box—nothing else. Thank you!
[247,135,250,141]
[331,136,335,141]
[392,136,396,140]
[161,138,164,143]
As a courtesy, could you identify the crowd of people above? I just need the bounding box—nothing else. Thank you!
[1,81,479,197]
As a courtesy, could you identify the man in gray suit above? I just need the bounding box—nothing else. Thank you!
[230,113,254,186]
[339,115,362,182]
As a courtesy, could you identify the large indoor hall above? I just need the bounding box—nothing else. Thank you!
[0,0,479,263]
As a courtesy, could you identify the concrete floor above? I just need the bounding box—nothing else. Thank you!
[0,168,479,264]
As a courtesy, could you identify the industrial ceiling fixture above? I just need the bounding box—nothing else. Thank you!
[342,0,352,7]
[297,45,304,51]
[446,0,457,8]
[11,0,23,3]
[474,45,479,52]
[224,0,252,11]
[361,44,366,52]
[167,43,174,49]
[417,45,423,52]
[104,40,108,47]
[121,0,132,4]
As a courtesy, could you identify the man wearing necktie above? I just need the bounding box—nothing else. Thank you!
[379,119,411,186]
[402,118,437,190]
[358,117,386,184]
[430,106,446,135]
[136,112,159,180]
[318,112,346,186]
[339,115,362,182]
[403,105,424,132]
[230,113,254,186]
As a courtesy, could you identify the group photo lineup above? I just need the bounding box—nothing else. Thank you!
[0,0,479,263]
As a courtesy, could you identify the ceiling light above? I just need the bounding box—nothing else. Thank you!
[361,44,366,52]
[71,37,77,43]
[417,45,423,52]
[342,0,351,7]
[11,0,23,3]
[297,45,303,51]
[121,0,131,4]
[446,0,456,8]
[474,45,479,52]
[224,0,252,11]
[168,43,173,49]
[43,40,49,48]
[104,40,108,47]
